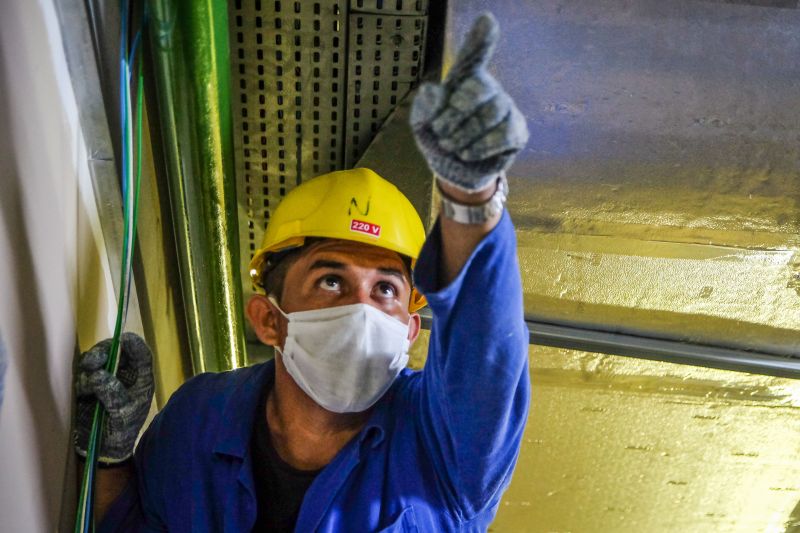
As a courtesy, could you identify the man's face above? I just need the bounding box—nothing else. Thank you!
[246,239,421,348]
[280,239,414,321]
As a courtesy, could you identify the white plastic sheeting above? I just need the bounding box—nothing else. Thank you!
[0,0,117,529]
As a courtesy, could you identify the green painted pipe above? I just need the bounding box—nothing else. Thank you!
[146,0,246,373]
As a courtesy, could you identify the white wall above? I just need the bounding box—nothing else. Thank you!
[0,0,117,530]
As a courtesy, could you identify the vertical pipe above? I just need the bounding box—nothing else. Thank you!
[146,0,245,373]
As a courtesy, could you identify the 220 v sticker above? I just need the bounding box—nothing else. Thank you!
[350,219,381,238]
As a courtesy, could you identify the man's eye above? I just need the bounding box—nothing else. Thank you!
[319,275,341,291]
[376,282,397,298]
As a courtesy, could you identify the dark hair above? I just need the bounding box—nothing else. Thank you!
[259,247,305,303]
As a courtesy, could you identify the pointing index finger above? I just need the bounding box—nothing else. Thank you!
[445,12,500,85]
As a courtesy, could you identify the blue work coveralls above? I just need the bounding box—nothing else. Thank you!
[101,212,530,532]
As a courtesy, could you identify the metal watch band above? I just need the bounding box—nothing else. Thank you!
[438,175,509,224]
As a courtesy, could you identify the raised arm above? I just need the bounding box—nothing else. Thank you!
[410,13,532,520]
[411,13,528,282]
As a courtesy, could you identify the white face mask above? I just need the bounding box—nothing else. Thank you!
[270,299,411,413]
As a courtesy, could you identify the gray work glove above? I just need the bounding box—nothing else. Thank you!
[74,332,154,464]
[411,12,529,192]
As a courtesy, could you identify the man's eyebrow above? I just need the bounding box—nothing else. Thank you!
[377,267,406,281]
[308,259,347,271]
[308,259,407,282]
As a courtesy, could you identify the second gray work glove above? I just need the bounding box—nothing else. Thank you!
[411,13,529,192]
[74,332,154,464]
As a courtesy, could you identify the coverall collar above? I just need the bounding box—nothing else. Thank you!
[212,359,390,460]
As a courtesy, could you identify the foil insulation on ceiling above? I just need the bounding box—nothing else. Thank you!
[447,0,800,358]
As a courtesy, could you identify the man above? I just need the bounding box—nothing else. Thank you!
[74,13,530,531]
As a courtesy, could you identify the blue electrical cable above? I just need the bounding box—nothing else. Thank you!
[129,30,141,68]
[119,0,129,205]
[124,29,141,316]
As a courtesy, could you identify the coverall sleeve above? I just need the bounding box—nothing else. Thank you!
[412,210,531,520]
[98,410,170,532]
[96,472,162,532]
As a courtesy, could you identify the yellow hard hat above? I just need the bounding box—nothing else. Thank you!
[249,168,427,312]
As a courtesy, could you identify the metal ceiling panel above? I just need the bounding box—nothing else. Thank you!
[344,8,427,167]
[229,0,349,270]
[228,0,429,315]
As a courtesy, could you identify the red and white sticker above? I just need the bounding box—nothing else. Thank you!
[350,219,381,238]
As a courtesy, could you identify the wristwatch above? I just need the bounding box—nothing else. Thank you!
[438,174,508,224]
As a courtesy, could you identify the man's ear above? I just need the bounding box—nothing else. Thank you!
[246,295,283,347]
[407,313,422,346]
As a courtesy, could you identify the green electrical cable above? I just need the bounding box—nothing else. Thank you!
[74,44,144,533]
